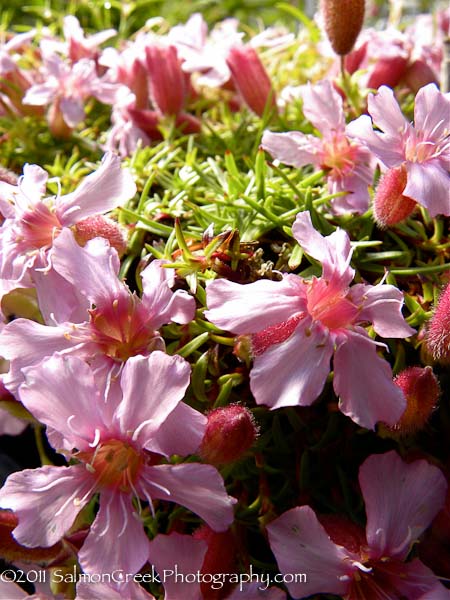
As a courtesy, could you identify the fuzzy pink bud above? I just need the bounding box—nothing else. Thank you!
[226,46,276,117]
[373,166,417,227]
[145,45,186,116]
[390,366,440,435]
[193,525,237,600]
[73,215,128,257]
[200,404,258,465]
[427,283,450,362]
[320,0,365,56]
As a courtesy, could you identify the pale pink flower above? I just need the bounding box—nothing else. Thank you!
[267,451,448,599]
[0,152,136,294]
[22,53,121,133]
[206,211,414,429]
[168,14,243,87]
[262,80,374,214]
[62,15,116,63]
[347,83,450,217]
[0,353,235,575]
[0,228,195,403]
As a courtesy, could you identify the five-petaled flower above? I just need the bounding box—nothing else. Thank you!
[206,211,415,429]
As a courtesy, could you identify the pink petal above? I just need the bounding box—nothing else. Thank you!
[404,161,450,217]
[51,228,122,305]
[413,83,450,141]
[292,211,354,286]
[261,130,321,168]
[22,82,57,106]
[367,86,408,138]
[19,164,48,205]
[117,352,191,448]
[57,152,136,225]
[346,115,404,168]
[300,80,345,134]
[149,401,206,457]
[148,532,207,600]
[0,581,28,600]
[139,463,236,532]
[140,259,195,328]
[0,318,84,393]
[33,266,91,324]
[333,329,406,429]
[78,491,150,575]
[76,581,155,600]
[0,408,27,436]
[266,506,354,598]
[250,318,334,409]
[0,465,93,547]
[349,283,415,338]
[359,451,447,560]
[59,97,85,127]
[20,354,104,451]
[380,559,450,599]
[205,274,306,335]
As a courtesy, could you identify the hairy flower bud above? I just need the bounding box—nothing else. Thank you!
[389,366,440,435]
[145,44,186,116]
[373,166,417,227]
[226,46,276,117]
[321,0,365,56]
[426,283,450,362]
[73,215,128,257]
[200,404,258,465]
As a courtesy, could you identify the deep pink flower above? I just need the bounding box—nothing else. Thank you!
[262,80,374,214]
[0,228,195,400]
[0,152,136,294]
[206,211,414,429]
[267,451,448,599]
[347,83,450,217]
[0,353,235,575]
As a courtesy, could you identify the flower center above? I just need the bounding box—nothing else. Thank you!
[307,279,359,330]
[89,293,158,361]
[17,203,61,250]
[321,134,357,176]
[404,132,435,163]
[348,556,411,600]
[77,438,143,492]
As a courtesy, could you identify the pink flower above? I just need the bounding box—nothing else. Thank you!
[262,80,374,214]
[23,53,121,135]
[0,152,136,294]
[267,451,448,599]
[0,228,195,399]
[347,83,450,217]
[0,353,235,575]
[205,211,415,429]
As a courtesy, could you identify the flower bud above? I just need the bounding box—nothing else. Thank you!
[390,366,440,435]
[200,404,258,465]
[426,283,450,362]
[226,46,276,117]
[145,44,186,116]
[373,166,417,227]
[73,215,128,257]
[320,0,365,56]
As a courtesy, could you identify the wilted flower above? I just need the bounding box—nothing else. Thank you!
[267,451,448,599]
[206,211,414,429]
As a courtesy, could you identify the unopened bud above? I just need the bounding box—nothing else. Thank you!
[426,283,450,362]
[389,366,439,435]
[73,215,128,257]
[200,404,258,465]
[145,44,186,116]
[373,166,417,227]
[226,46,276,117]
[321,0,365,56]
